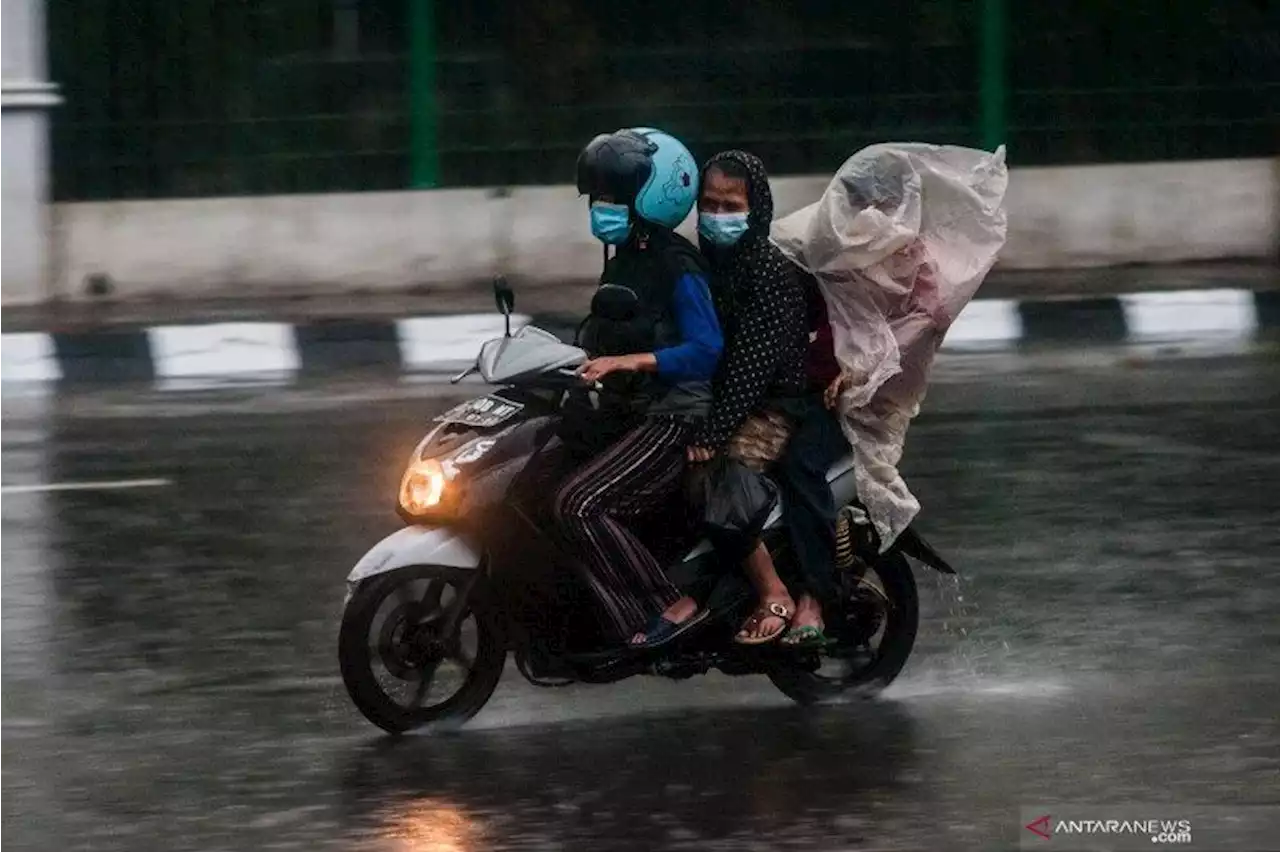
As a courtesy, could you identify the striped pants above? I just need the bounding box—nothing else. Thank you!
[547,418,692,643]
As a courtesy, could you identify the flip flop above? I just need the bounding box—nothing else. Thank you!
[733,601,793,646]
[628,608,710,652]
[780,624,832,648]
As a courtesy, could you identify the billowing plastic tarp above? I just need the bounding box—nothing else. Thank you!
[772,143,1009,549]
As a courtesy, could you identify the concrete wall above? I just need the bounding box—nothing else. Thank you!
[33,157,1280,305]
[1000,158,1277,269]
[3,114,53,304]
[2,0,60,307]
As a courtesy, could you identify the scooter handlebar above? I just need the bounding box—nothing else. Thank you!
[555,367,603,392]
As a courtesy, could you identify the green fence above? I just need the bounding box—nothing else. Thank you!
[49,0,1278,201]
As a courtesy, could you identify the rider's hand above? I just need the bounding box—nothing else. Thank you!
[578,355,632,383]
[686,445,715,463]
[577,353,656,384]
[824,371,852,410]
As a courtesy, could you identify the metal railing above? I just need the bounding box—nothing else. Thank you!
[48,0,1278,201]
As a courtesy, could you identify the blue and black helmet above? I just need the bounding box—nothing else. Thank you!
[575,127,697,229]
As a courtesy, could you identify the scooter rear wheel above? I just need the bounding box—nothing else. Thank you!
[339,565,506,734]
[767,551,919,704]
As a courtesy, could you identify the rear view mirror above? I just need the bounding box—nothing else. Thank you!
[494,276,515,315]
[493,276,515,336]
[591,284,639,322]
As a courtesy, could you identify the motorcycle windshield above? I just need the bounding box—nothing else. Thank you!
[771,143,1009,548]
[478,326,586,384]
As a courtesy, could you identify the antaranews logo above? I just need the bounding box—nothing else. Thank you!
[1024,813,1193,845]
[1024,803,1279,849]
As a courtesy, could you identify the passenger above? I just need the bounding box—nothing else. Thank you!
[522,127,724,649]
[773,271,852,646]
[777,163,945,645]
[632,150,809,648]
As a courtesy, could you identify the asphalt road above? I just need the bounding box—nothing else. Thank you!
[3,347,1279,851]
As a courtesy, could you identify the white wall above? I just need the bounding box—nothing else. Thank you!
[3,114,52,304]
[52,189,504,299]
[35,157,1280,305]
[2,0,59,307]
[999,158,1277,269]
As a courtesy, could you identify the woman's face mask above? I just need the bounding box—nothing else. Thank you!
[590,202,631,245]
[698,166,751,247]
[698,211,750,247]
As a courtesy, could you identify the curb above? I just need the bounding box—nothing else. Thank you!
[2,290,1277,385]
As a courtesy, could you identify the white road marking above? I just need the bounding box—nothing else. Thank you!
[0,478,172,495]
[1,333,62,382]
[148,322,300,378]
[397,313,532,371]
[943,299,1023,349]
[1121,288,1258,339]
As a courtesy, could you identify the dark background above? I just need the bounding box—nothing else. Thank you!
[49,0,1279,200]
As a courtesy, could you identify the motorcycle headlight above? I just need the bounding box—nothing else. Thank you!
[397,434,499,522]
[399,458,451,518]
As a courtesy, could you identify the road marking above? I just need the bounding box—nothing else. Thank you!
[0,478,172,495]
[1,333,61,382]
[149,322,300,379]
[1121,288,1258,339]
[397,314,532,371]
[944,299,1022,349]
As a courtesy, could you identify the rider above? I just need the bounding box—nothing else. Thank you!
[526,127,723,649]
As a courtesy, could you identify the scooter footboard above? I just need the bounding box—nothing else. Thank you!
[347,525,482,584]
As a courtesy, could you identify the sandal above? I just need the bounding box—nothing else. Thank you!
[733,600,793,646]
[780,624,832,648]
[628,608,710,652]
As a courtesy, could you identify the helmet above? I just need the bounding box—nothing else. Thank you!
[840,151,912,211]
[576,127,697,229]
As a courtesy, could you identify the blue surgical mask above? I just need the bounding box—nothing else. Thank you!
[698,212,750,247]
[590,202,632,245]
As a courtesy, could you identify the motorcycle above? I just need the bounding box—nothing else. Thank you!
[338,279,957,734]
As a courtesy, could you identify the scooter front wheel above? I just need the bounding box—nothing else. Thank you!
[339,565,505,734]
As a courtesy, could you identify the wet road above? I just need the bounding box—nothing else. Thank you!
[3,348,1280,851]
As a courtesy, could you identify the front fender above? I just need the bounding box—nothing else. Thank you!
[346,525,482,584]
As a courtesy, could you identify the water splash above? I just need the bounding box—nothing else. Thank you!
[908,569,1053,695]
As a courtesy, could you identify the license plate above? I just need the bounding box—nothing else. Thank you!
[433,396,524,429]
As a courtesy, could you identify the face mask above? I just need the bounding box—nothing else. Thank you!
[590,202,632,245]
[698,212,750,247]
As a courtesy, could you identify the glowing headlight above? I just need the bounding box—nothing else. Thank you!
[397,433,499,520]
[399,458,448,516]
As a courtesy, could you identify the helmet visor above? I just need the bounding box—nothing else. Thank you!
[576,131,657,204]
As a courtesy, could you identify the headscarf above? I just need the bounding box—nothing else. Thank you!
[698,149,781,322]
[695,150,807,450]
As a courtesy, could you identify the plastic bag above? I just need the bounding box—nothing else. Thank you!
[772,143,1009,549]
[687,457,779,561]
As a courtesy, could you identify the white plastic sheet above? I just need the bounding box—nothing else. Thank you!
[772,143,1009,548]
